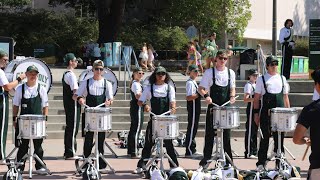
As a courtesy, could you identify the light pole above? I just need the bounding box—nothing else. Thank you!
[272,0,277,55]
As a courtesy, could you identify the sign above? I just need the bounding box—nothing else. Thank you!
[0,37,14,61]
[309,19,320,69]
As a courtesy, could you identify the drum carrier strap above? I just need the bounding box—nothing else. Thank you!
[86,79,107,95]
[22,83,41,97]
[261,75,284,93]
[150,83,170,99]
[212,67,231,86]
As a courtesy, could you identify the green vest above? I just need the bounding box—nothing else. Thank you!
[86,79,106,107]
[150,84,170,115]
[261,75,284,110]
[20,84,42,115]
[62,71,80,108]
[210,68,231,106]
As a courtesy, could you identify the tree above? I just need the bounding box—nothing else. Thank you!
[49,0,126,43]
[161,0,251,43]
[0,0,31,8]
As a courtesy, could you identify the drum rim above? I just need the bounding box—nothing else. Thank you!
[271,108,297,113]
[211,106,240,109]
[6,57,53,94]
[79,67,119,96]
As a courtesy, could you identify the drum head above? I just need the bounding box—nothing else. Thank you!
[142,76,176,91]
[79,67,118,96]
[4,58,52,97]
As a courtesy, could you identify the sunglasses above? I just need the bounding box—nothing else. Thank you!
[218,56,228,61]
[269,62,278,66]
[94,68,104,71]
[191,70,199,73]
[156,72,166,76]
[138,72,145,75]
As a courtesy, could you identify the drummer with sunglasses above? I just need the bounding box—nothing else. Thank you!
[0,50,26,162]
[127,67,145,158]
[133,66,179,174]
[74,60,113,171]
[198,50,236,170]
[13,65,48,174]
[253,56,290,171]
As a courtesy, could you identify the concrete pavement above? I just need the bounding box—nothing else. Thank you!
[0,137,310,179]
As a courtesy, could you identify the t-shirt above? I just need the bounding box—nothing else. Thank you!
[0,69,9,86]
[296,99,320,169]
[255,73,289,95]
[131,81,142,95]
[186,78,198,97]
[76,78,113,100]
[139,83,175,103]
[199,67,236,94]
[244,81,256,96]
[13,83,49,108]
[63,70,78,91]
[312,89,319,101]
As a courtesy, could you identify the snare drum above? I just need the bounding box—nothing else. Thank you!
[211,106,240,129]
[271,107,297,132]
[152,115,179,139]
[85,107,112,132]
[18,115,46,139]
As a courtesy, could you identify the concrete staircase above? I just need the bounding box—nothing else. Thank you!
[6,79,314,139]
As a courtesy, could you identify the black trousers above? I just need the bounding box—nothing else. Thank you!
[83,132,107,169]
[127,104,143,155]
[200,106,233,166]
[63,102,80,158]
[137,120,179,168]
[281,43,293,80]
[185,99,201,155]
[17,139,44,170]
[256,110,284,166]
[244,105,258,156]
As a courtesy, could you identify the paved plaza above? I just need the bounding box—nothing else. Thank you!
[0,137,310,179]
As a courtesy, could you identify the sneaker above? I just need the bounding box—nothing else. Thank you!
[65,155,81,160]
[256,165,266,172]
[249,155,258,159]
[185,152,203,158]
[99,168,109,174]
[132,167,144,174]
[35,168,48,175]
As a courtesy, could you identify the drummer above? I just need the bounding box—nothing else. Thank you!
[74,60,113,171]
[253,55,290,171]
[197,50,236,170]
[62,53,81,160]
[0,50,26,162]
[133,66,179,174]
[127,67,144,158]
[12,65,48,173]
[185,64,202,158]
[243,69,259,159]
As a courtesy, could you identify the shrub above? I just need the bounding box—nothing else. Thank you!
[294,38,308,57]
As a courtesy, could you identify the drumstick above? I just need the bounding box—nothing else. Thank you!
[149,112,157,116]
[83,104,90,108]
[221,95,240,107]
[302,145,310,161]
[95,103,105,108]
[159,106,182,116]
[211,103,220,107]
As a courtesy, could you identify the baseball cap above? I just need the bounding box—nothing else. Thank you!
[0,50,8,57]
[248,69,259,76]
[133,67,143,73]
[188,64,198,72]
[63,53,76,63]
[93,60,104,67]
[155,66,166,73]
[266,55,278,65]
[26,65,39,73]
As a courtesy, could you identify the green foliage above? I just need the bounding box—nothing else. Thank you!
[161,0,251,42]
[0,10,98,57]
[294,38,309,57]
[0,0,31,8]
[119,24,188,51]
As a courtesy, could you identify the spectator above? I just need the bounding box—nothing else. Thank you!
[139,43,148,70]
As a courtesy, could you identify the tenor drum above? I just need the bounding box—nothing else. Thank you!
[18,115,46,139]
[4,57,52,97]
[271,107,297,132]
[85,107,112,132]
[212,106,240,129]
[79,67,118,96]
[152,115,179,139]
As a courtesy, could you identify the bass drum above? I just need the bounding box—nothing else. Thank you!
[79,66,119,96]
[4,58,52,97]
[142,76,176,91]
